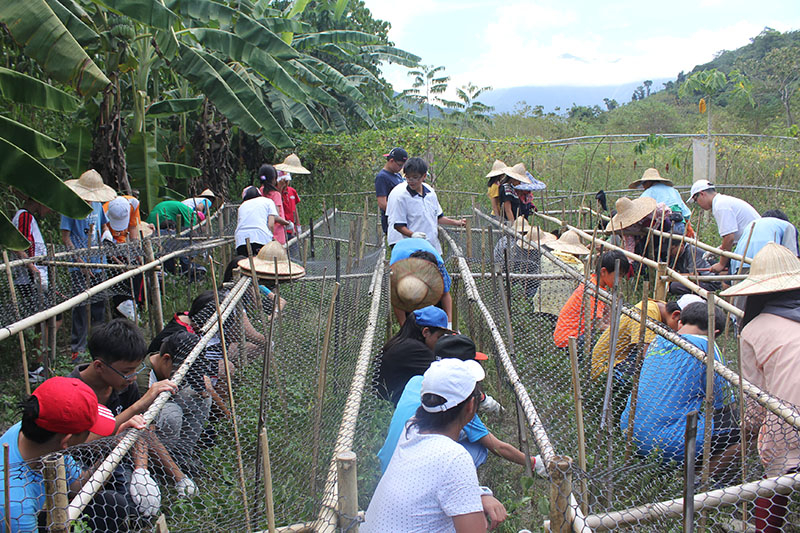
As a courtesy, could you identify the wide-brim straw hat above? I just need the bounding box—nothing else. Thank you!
[502,163,532,184]
[605,196,657,232]
[390,257,444,312]
[64,169,116,203]
[546,229,590,256]
[486,159,508,178]
[511,216,532,235]
[720,243,800,297]
[515,226,557,251]
[274,153,310,174]
[200,188,221,208]
[134,223,153,239]
[238,241,306,280]
[629,167,673,189]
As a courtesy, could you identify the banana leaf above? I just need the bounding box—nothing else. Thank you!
[0,68,80,112]
[147,97,204,116]
[0,116,66,160]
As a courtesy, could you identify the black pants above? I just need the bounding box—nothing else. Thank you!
[236,242,264,257]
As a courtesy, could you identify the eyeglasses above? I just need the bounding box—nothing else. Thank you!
[101,361,147,381]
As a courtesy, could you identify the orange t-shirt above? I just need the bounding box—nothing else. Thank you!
[102,195,142,243]
[553,274,606,348]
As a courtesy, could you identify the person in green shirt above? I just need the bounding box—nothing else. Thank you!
[146,200,198,229]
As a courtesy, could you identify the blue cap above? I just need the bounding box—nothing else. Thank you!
[413,306,450,330]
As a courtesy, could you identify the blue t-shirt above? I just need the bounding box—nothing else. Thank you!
[1,423,81,532]
[640,183,691,219]
[389,238,451,293]
[730,217,799,273]
[619,334,734,463]
[375,169,404,232]
[377,376,489,472]
[60,202,108,272]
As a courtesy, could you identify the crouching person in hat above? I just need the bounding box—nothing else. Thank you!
[364,355,508,532]
[390,237,454,327]
[721,243,800,532]
[0,376,143,531]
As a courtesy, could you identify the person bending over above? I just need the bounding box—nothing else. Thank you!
[390,237,454,326]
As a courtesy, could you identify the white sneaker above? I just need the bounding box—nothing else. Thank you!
[28,366,45,383]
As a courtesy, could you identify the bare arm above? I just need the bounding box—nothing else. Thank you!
[710,233,735,273]
[503,201,514,222]
[61,229,74,249]
[438,216,466,227]
[478,433,530,468]
[377,196,388,212]
[490,196,501,217]
[440,292,453,324]
[452,511,488,532]
[393,223,414,238]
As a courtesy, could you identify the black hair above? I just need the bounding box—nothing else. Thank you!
[596,250,629,277]
[409,250,438,266]
[188,290,216,324]
[409,384,481,434]
[88,318,146,364]
[223,255,247,283]
[762,209,789,221]
[258,164,278,193]
[20,396,59,444]
[666,301,681,315]
[382,312,426,353]
[403,157,428,177]
[742,288,800,328]
[486,175,502,188]
[243,186,262,202]
[680,302,727,335]
[160,330,199,367]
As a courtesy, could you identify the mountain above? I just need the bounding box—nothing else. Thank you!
[479,79,672,114]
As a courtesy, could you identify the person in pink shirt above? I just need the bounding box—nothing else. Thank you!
[257,164,288,244]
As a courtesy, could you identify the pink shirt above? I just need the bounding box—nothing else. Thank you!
[740,313,800,475]
[262,189,286,244]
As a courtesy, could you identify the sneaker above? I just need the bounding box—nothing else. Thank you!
[28,366,45,384]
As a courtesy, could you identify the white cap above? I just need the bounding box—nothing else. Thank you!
[688,180,714,203]
[420,358,485,413]
[106,197,131,231]
[677,294,705,309]
[277,171,292,182]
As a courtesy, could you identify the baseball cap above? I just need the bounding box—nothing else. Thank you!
[106,197,131,231]
[688,180,714,203]
[677,294,705,309]
[421,358,485,413]
[412,306,454,333]
[435,333,488,361]
[32,377,116,436]
[383,147,408,162]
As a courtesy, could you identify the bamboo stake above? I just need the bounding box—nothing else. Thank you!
[684,411,699,533]
[310,282,341,496]
[568,337,589,515]
[700,295,717,494]
[84,223,94,342]
[260,428,277,533]
[209,263,252,533]
[624,281,650,463]
[336,451,358,531]
[3,251,30,396]
[465,218,473,257]
[143,238,164,334]
[359,195,368,262]
[346,221,355,274]
[633,214,658,293]
[548,456,574,533]
[600,259,622,432]
[43,454,69,533]
[4,443,10,533]
[583,227,599,365]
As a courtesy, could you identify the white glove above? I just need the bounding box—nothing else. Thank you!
[129,468,161,517]
[411,232,427,240]
[479,394,504,414]
[532,454,548,478]
[176,477,198,498]
[285,221,295,232]
[295,224,302,235]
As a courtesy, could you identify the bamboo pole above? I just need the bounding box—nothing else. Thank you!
[43,453,69,533]
[624,281,650,463]
[142,238,164,334]
[46,243,56,379]
[209,264,252,533]
[3,251,30,396]
[336,451,358,532]
[654,262,668,300]
[600,260,622,431]
[683,411,699,533]
[700,295,717,491]
[568,337,589,515]
[359,195,368,262]
[465,218,473,257]
[548,456,574,533]
[4,443,10,533]
[311,282,340,496]
[260,428,277,533]
[583,227,598,365]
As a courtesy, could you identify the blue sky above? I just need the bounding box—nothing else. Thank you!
[365,0,800,95]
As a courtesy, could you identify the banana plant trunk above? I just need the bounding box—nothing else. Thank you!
[89,74,132,195]
[192,99,234,198]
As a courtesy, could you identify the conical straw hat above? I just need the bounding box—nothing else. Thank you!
[546,229,590,256]
[134,223,153,239]
[515,226,557,251]
[274,153,310,174]
[629,167,673,189]
[605,196,657,232]
[238,241,306,280]
[64,169,117,203]
[502,163,532,184]
[486,159,508,178]
[720,243,800,297]
[390,257,444,312]
[511,216,532,235]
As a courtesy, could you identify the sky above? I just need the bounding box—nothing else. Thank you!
[363,0,800,96]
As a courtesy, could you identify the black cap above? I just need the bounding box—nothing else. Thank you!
[434,334,488,361]
[384,147,408,162]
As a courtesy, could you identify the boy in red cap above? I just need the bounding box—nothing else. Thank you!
[0,376,134,531]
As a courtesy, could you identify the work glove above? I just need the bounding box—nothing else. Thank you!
[531,454,548,478]
[176,477,199,498]
[479,394,504,414]
[285,221,295,233]
[130,468,161,517]
[295,224,302,235]
[411,232,427,240]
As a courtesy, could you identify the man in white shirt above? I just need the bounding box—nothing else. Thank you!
[386,157,466,254]
[689,180,760,273]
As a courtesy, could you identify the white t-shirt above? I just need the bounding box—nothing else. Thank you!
[182,197,211,212]
[386,183,444,254]
[711,194,760,244]
[235,197,278,248]
[11,209,48,288]
[362,427,483,532]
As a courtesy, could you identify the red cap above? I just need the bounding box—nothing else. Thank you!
[32,377,116,437]
[474,351,489,361]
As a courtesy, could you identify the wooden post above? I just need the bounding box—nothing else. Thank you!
[3,251,31,396]
[4,444,11,533]
[465,218,473,257]
[260,428,277,533]
[309,217,316,259]
[451,278,459,332]
[568,337,588,515]
[310,282,340,496]
[43,454,69,533]
[322,199,331,234]
[624,281,650,463]
[654,262,667,300]
[600,259,622,430]
[583,227,599,365]
[359,195,368,261]
[142,239,164,333]
[684,411,699,533]
[346,220,355,274]
[548,456,574,533]
[155,514,170,533]
[701,294,716,490]
[336,451,359,532]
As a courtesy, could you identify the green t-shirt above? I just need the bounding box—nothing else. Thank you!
[146,200,197,227]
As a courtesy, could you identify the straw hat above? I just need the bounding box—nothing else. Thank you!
[629,168,673,189]
[64,169,116,203]
[133,223,154,239]
[390,257,444,312]
[719,243,800,297]
[546,230,590,256]
[486,160,508,178]
[274,153,310,174]
[237,241,306,280]
[605,196,657,232]
[515,226,557,251]
[502,163,532,184]
[511,216,532,235]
